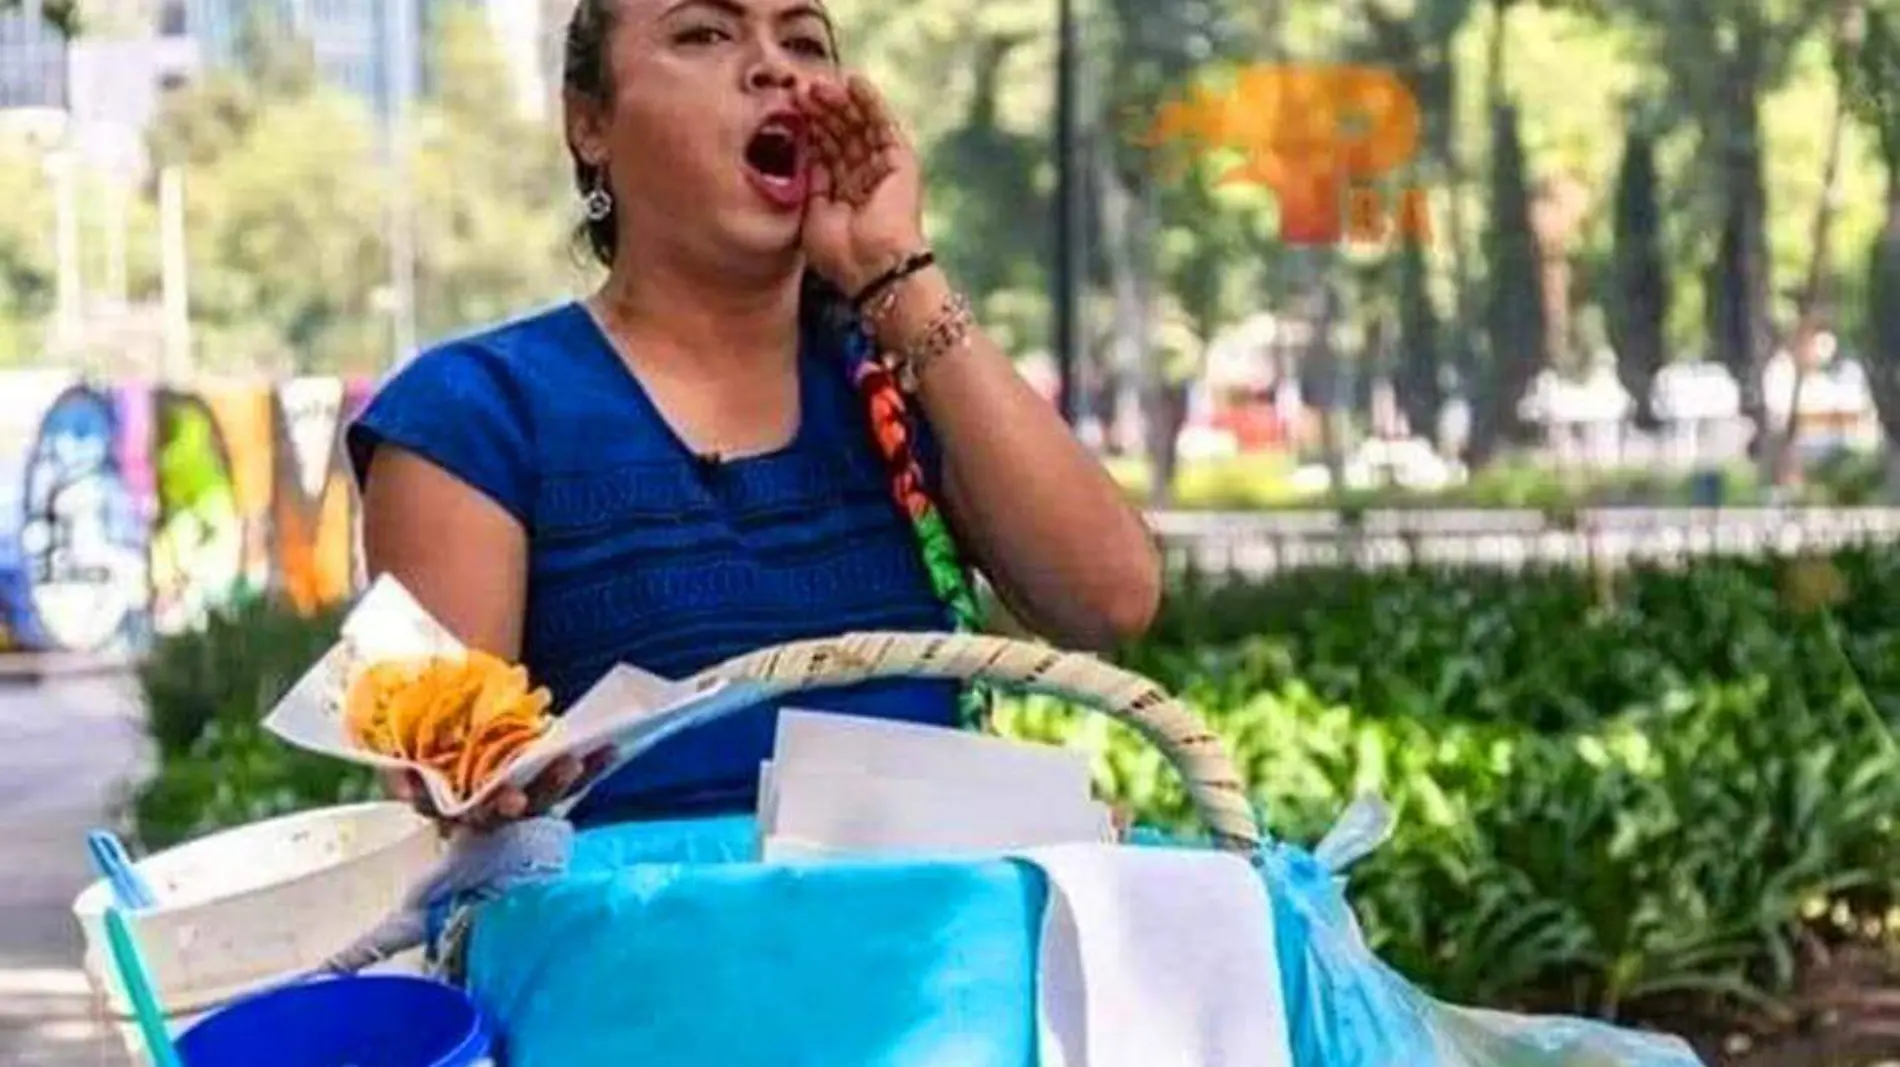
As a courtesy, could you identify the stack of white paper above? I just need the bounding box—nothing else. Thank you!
[758,710,1114,861]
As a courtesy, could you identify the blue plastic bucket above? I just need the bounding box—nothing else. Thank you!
[175,975,492,1067]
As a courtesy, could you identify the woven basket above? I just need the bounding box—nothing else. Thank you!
[687,631,1262,852]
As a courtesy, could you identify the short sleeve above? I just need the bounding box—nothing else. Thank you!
[345,344,534,527]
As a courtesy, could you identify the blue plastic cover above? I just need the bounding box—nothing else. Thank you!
[467,816,1045,1067]
[469,804,1708,1067]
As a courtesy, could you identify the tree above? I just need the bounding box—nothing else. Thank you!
[1396,236,1446,441]
[410,5,578,343]
[925,32,1051,311]
[1357,0,1481,430]
[1767,0,1863,485]
[1476,102,1546,458]
[1845,1,1900,481]
[0,143,55,364]
[183,91,390,374]
[144,9,578,374]
[1091,0,1253,497]
[1624,0,1834,443]
[1607,125,1669,430]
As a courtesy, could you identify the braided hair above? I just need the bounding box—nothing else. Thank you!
[564,1,990,729]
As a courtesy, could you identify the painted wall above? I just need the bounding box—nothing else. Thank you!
[0,371,374,653]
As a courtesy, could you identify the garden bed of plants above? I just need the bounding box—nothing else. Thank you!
[128,548,1900,1061]
[129,594,375,850]
[1000,547,1900,1061]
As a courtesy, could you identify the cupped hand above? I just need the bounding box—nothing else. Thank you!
[382,747,617,833]
[797,72,928,299]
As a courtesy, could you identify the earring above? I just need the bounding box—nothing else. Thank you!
[583,167,613,222]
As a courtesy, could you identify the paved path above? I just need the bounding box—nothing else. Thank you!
[0,670,147,1066]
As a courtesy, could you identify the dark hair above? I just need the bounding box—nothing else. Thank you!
[563,0,620,268]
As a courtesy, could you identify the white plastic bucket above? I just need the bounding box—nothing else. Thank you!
[71,802,444,1061]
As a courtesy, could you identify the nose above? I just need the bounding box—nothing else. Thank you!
[745,43,800,93]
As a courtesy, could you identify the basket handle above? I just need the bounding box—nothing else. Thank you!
[689,632,1262,852]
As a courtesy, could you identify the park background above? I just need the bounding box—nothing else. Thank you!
[7,0,1900,1065]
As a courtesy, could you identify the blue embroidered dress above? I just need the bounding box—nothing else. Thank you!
[345,301,961,824]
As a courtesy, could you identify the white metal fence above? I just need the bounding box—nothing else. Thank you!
[1144,508,1900,575]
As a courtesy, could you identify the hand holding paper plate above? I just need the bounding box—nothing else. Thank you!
[263,575,770,819]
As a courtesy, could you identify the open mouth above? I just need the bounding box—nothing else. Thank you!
[741,113,808,210]
[744,122,803,181]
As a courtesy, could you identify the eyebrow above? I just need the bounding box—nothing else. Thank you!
[662,0,833,32]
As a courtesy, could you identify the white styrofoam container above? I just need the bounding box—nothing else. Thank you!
[71,802,444,1059]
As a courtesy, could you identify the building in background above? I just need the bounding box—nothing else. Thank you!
[0,9,67,112]
[170,0,547,118]
[67,35,200,177]
[0,1,196,192]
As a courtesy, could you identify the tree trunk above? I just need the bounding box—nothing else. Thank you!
[1318,310,1348,497]
[1426,61,1481,458]
[1486,0,1510,114]
[1095,141,1161,500]
[1397,237,1445,441]
[1477,102,1544,463]
[1710,28,1775,457]
[1770,0,1862,486]
[1608,127,1669,430]
[1867,178,1900,498]
[1467,0,1519,465]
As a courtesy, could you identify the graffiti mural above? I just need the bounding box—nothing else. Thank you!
[0,372,373,653]
[150,389,244,635]
[19,386,150,652]
[271,378,360,615]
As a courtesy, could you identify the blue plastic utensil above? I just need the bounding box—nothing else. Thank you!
[87,830,157,910]
[104,906,186,1067]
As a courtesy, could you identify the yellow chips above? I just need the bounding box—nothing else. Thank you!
[344,649,553,800]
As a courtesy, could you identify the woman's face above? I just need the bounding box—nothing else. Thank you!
[570,0,838,272]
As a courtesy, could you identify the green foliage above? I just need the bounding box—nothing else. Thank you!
[132,714,382,852]
[125,541,1900,1027]
[1843,2,1900,172]
[1107,452,1802,510]
[0,0,1890,474]
[0,142,53,363]
[131,594,373,850]
[137,592,343,761]
[142,9,578,375]
[1002,547,1900,1020]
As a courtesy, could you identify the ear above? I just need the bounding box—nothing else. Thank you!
[564,88,611,169]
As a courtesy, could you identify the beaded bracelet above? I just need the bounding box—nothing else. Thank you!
[891,292,974,394]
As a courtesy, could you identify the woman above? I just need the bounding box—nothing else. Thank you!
[349,0,1160,830]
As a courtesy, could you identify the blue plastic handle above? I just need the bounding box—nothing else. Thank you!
[88,830,158,911]
[105,907,185,1067]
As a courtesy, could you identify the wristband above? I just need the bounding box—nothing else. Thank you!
[850,250,935,313]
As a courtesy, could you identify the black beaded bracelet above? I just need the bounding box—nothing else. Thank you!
[850,250,935,312]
